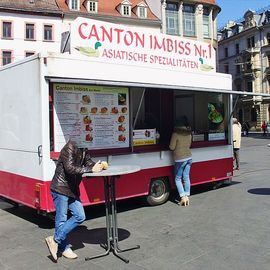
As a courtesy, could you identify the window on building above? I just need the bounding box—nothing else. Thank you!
[251,107,257,121]
[138,6,147,18]
[224,47,228,58]
[203,7,210,38]
[235,43,239,54]
[267,33,270,45]
[87,1,97,12]
[25,23,35,40]
[25,51,35,57]
[2,21,12,39]
[71,0,79,10]
[2,50,12,65]
[122,4,131,16]
[44,25,53,41]
[236,64,241,74]
[166,2,179,35]
[246,81,253,92]
[183,4,196,37]
[247,36,255,48]
[236,83,242,91]
[224,64,229,74]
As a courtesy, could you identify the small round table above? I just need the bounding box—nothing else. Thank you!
[84,165,141,263]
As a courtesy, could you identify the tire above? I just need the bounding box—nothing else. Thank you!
[146,177,170,206]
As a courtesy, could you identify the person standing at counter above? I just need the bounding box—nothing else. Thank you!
[45,140,107,261]
[233,118,241,170]
[169,118,192,206]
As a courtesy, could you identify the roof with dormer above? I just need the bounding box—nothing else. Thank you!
[56,0,158,20]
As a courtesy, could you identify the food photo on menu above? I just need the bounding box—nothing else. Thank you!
[118,115,125,123]
[118,124,126,132]
[100,107,108,113]
[90,107,98,114]
[121,107,128,113]
[80,107,88,114]
[111,107,119,114]
[85,133,93,142]
[81,95,91,104]
[83,116,91,124]
[118,134,126,142]
[118,93,127,105]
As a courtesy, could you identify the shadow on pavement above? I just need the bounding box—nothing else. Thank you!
[1,181,243,227]
[3,205,55,229]
[0,196,149,228]
[68,225,131,251]
[169,180,242,203]
[248,188,270,195]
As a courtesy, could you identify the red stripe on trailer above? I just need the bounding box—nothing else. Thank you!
[0,157,232,213]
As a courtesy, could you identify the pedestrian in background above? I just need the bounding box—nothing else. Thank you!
[45,140,107,262]
[243,121,249,136]
[169,117,192,206]
[233,118,241,170]
[261,121,267,136]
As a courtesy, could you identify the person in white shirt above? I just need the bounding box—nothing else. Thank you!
[232,118,241,170]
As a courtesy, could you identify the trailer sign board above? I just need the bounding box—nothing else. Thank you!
[53,84,129,152]
[70,17,216,73]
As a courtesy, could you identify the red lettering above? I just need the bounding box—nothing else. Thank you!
[134,32,145,47]
[178,41,185,54]
[88,24,100,40]
[185,42,191,55]
[124,31,133,46]
[166,38,174,52]
[153,37,165,50]
[194,44,202,57]
[78,22,88,39]
[100,26,113,42]
[114,28,124,44]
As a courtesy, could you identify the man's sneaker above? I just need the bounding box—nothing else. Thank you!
[62,248,78,259]
[45,236,58,261]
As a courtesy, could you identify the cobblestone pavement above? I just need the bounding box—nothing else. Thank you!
[1,135,270,270]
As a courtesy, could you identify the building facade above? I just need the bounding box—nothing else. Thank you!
[0,0,62,65]
[147,0,220,48]
[218,8,270,129]
[0,0,160,66]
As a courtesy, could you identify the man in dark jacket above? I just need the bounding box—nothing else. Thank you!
[45,140,104,261]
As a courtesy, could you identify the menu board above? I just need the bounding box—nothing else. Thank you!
[53,84,129,152]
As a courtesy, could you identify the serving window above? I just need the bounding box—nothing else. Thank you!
[131,88,229,150]
[49,83,229,158]
[174,90,229,145]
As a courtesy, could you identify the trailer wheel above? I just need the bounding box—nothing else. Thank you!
[146,178,170,206]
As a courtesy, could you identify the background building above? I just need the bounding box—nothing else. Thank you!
[0,0,62,65]
[0,0,160,66]
[218,7,270,129]
[147,0,220,48]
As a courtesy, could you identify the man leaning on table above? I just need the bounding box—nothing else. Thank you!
[45,140,108,262]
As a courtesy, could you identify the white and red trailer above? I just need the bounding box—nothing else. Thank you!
[0,18,235,213]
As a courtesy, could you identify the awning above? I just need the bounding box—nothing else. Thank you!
[46,77,270,97]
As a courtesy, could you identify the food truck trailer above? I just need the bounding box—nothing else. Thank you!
[0,18,236,213]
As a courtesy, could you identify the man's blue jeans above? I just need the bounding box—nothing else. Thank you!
[51,190,85,252]
[174,159,192,198]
